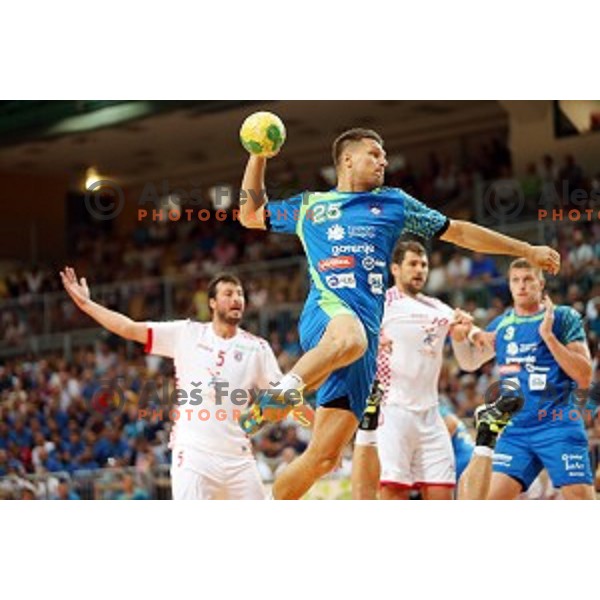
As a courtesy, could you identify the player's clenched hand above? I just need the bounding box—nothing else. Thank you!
[539,294,555,342]
[60,267,91,310]
[449,308,474,342]
[526,245,561,275]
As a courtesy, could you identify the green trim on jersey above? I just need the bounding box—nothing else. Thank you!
[494,310,545,331]
[297,192,356,319]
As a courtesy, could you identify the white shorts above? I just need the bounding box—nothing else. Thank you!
[171,445,266,500]
[377,404,455,489]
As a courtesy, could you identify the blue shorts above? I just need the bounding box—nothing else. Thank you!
[492,423,593,490]
[299,299,377,420]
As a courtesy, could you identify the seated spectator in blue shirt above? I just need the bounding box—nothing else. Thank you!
[116,474,149,500]
[94,427,130,466]
[9,418,33,449]
[64,431,85,459]
[52,479,81,500]
[73,447,101,471]
[48,406,69,432]
[37,447,64,473]
[282,330,302,357]
[469,252,500,282]
[29,416,49,440]
[469,252,506,299]
[123,404,147,441]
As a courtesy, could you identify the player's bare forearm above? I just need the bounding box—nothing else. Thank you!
[239,155,268,229]
[451,337,495,372]
[543,336,592,389]
[82,300,147,344]
[441,220,561,275]
[441,220,531,257]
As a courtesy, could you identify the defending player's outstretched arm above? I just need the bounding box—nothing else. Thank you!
[239,155,269,229]
[440,220,561,275]
[59,266,148,344]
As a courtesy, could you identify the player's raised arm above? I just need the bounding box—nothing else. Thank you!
[239,155,268,229]
[238,112,286,230]
[440,220,561,275]
[539,296,593,389]
[59,267,147,344]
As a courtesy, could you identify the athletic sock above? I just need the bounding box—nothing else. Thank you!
[473,446,494,458]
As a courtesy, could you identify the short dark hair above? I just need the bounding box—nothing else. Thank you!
[207,272,243,304]
[392,240,427,266]
[332,128,384,167]
[508,258,544,280]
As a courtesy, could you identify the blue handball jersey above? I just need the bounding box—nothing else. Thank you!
[266,188,449,335]
[487,305,586,429]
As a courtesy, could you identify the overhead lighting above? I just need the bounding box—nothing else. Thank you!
[85,167,103,191]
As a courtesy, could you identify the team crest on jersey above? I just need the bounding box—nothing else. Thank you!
[327,224,346,241]
[369,202,382,215]
[234,350,243,362]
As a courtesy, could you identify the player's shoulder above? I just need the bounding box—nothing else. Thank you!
[554,304,585,340]
[185,319,209,332]
[419,293,453,316]
[180,320,213,342]
[237,327,271,351]
[385,286,405,306]
[554,304,583,321]
[486,309,513,332]
[156,318,194,330]
[377,186,410,201]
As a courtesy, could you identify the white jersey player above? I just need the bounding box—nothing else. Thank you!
[352,241,479,500]
[61,268,284,500]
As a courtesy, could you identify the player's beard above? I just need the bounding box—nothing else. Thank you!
[403,277,425,296]
[215,308,242,326]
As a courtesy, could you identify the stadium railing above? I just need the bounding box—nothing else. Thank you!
[0,463,359,500]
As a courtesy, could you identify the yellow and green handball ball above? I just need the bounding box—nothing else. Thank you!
[240,111,286,158]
